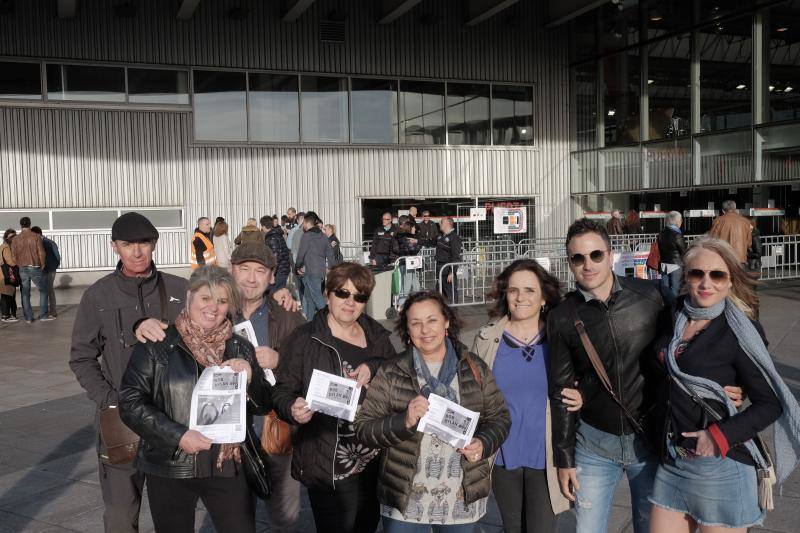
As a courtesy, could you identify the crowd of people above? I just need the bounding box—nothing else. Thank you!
[54,202,800,533]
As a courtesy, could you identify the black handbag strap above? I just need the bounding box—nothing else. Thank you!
[569,299,644,434]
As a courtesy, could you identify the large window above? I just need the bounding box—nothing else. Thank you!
[47,64,126,102]
[603,49,641,146]
[766,1,800,122]
[698,17,753,132]
[598,2,640,55]
[248,73,300,142]
[193,70,247,142]
[52,210,119,230]
[572,63,598,150]
[492,85,533,145]
[644,0,695,40]
[0,211,49,231]
[648,33,691,140]
[447,82,490,145]
[0,61,41,100]
[128,68,189,105]
[301,76,348,143]
[399,81,446,145]
[351,78,398,144]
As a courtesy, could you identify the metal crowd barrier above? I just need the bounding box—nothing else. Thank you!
[760,234,800,281]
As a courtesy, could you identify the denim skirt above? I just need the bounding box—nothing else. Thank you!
[649,453,765,528]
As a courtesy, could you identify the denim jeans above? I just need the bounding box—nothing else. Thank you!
[301,275,326,321]
[382,516,476,533]
[573,421,658,533]
[658,267,682,306]
[19,266,48,321]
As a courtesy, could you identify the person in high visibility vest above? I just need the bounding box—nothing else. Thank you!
[190,217,217,269]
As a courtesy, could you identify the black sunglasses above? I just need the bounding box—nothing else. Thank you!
[569,249,607,267]
[686,269,729,283]
[332,288,370,304]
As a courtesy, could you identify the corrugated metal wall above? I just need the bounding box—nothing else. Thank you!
[0,0,572,268]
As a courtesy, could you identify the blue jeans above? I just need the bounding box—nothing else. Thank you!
[659,267,682,306]
[573,421,658,533]
[301,274,326,321]
[19,266,48,321]
[382,516,476,533]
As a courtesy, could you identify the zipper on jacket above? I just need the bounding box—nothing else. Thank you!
[311,335,344,491]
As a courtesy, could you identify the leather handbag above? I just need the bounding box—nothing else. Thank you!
[241,426,272,500]
[260,410,292,455]
[98,406,140,464]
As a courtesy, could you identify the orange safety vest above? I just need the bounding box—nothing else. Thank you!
[190,231,217,269]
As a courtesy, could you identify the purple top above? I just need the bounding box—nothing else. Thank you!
[492,331,549,470]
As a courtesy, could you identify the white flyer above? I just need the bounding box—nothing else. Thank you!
[416,393,480,449]
[305,369,361,422]
[233,320,276,385]
[188,366,247,444]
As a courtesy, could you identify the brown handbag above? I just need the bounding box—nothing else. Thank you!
[260,410,292,455]
[98,406,140,464]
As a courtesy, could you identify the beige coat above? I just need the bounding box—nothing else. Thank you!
[0,243,16,297]
[471,315,571,515]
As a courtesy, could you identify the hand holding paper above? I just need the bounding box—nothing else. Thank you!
[306,369,362,422]
[188,366,247,444]
[416,393,479,450]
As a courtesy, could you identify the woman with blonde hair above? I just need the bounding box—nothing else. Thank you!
[649,237,800,533]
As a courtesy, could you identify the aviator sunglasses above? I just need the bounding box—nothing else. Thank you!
[332,288,370,304]
[569,249,608,267]
[685,269,729,283]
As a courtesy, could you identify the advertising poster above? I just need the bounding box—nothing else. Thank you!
[493,207,527,234]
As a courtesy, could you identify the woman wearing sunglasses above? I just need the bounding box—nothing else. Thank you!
[272,262,398,533]
[472,259,583,533]
[650,236,800,532]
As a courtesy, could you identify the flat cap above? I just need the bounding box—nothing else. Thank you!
[231,241,277,270]
[111,212,159,242]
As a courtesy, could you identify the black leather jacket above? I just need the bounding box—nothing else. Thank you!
[547,276,667,468]
[119,326,271,479]
[657,227,687,266]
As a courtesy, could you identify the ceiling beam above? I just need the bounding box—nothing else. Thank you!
[465,0,518,27]
[283,0,315,22]
[56,0,77,18]
[177,0,201,20]
[379,0,423,24]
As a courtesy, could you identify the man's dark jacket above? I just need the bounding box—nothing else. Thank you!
[369,224,399,260]
[657,227,687,266]
[265,226,292,275]
[272,308,398,490]
[547,276,666,468]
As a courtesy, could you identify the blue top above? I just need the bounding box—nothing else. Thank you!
[492,331,549,470]
[236,297,270,347]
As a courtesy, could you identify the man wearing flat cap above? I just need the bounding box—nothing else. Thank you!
[69,212,187,533]
[230,242,305,530]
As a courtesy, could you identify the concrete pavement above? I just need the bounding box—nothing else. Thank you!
[0,281,799,532]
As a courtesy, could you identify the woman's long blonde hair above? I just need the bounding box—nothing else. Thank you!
[682,236,758,318]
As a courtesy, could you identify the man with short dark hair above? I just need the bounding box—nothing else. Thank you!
[435,217,462,303]
[417,210,439,247]
[11,216,48,323]
[296,211,339,320]
[261,215,292,290]
[30,226,61,319]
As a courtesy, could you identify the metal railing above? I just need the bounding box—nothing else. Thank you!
[760,234,800,281]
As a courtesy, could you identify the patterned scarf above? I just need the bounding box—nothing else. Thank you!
[667,297,800,485]
[175,309,241,469]
[413,337,459,403]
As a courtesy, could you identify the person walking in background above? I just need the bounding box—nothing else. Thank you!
[11,216,50,323]
[262,216,293,291]
[417,210,439,247]
[323,224,344,265]
[234,218,263,246]
[213,219,232,269]
[191,217,217,269]
[31,226,60,319]
[657,211,687,306]
[394,217,421,294]
[435,217,462,304]
[606,209,623,236]
[473,260,583,533]
[0,229,19,323]
[285,207,298,232]
[287,212,306,260]
[295,212,340,321]
[623,209,643,234]
[709,200,753,266]
[369,212,397,267]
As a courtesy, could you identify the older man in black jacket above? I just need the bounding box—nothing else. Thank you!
[656,211,687,305]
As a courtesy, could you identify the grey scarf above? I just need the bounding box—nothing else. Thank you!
[667,297,800,484]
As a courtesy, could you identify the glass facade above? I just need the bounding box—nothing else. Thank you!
[0,61,41,100]
[399,80,446,145]
[248,73,300,142]
[491,85,534,145]
[192,70,247,141]
[569,0,800,194]
[351,78,399,144]
[128,68,189,105]
[300,76,349,143]
[47,64,126,102]
[446,82,491,145]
